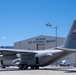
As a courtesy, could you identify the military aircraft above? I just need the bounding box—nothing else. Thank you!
[0,19,76,70]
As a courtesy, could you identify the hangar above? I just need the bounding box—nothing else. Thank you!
[14,35,64,50]
[14,35,76,66]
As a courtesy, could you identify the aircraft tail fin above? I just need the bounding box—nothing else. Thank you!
[63,19,76,49]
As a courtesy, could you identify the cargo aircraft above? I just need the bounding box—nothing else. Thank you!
[0,19,76,70]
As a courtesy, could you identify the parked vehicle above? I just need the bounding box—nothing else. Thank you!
[60,60,70,67]
[74,63,76,67]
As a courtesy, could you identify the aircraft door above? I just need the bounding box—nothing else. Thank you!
[37,44,45,50]
[36,57,39,64]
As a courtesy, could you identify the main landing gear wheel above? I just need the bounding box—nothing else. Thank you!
[30,66,39,69]
[30,66,34,69]
[19,64,23,70]
[35,66,39,69]
[19,64,28,70]
[23,65,28,69]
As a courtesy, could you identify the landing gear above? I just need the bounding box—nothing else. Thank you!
[18,64,28,70]
[1,60,6,69]
[18,64,23,70]
[35,66,39,69]
[18,64,39,70]
[23,65,28,69]
[1,65,6,69]
[30,66,39,69]
[30,66,34,69]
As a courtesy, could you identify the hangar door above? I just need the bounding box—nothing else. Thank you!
[37,44,45,50]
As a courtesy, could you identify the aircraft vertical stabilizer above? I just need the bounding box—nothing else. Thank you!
[63,19,76,49]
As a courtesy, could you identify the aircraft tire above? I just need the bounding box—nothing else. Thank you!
[23,64,28,69]
[30,66,34,69]
[18,64,23,70]
[35,66,39,69]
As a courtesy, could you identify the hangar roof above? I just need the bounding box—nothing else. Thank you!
[14,35,65,44]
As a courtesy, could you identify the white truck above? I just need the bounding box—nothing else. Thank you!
[60,60,70,67]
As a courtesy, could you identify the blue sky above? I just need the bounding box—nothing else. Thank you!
[0,0,76,46]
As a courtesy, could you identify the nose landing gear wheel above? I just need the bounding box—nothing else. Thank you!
[1,65,6,69]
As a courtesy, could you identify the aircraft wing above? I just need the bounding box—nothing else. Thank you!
[56,47,76,52]
[0,48,37,54]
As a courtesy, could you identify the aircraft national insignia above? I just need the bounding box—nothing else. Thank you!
[73,29,76,33]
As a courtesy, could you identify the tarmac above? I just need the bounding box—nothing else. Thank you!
[0,66,76,75]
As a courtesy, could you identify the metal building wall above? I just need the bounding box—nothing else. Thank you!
[14,35,65,50]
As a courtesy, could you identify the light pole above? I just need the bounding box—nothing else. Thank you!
[53,26,59,47]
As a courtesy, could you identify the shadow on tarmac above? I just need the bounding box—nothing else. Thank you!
[40,67,76,73]
[0,66,76,73]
